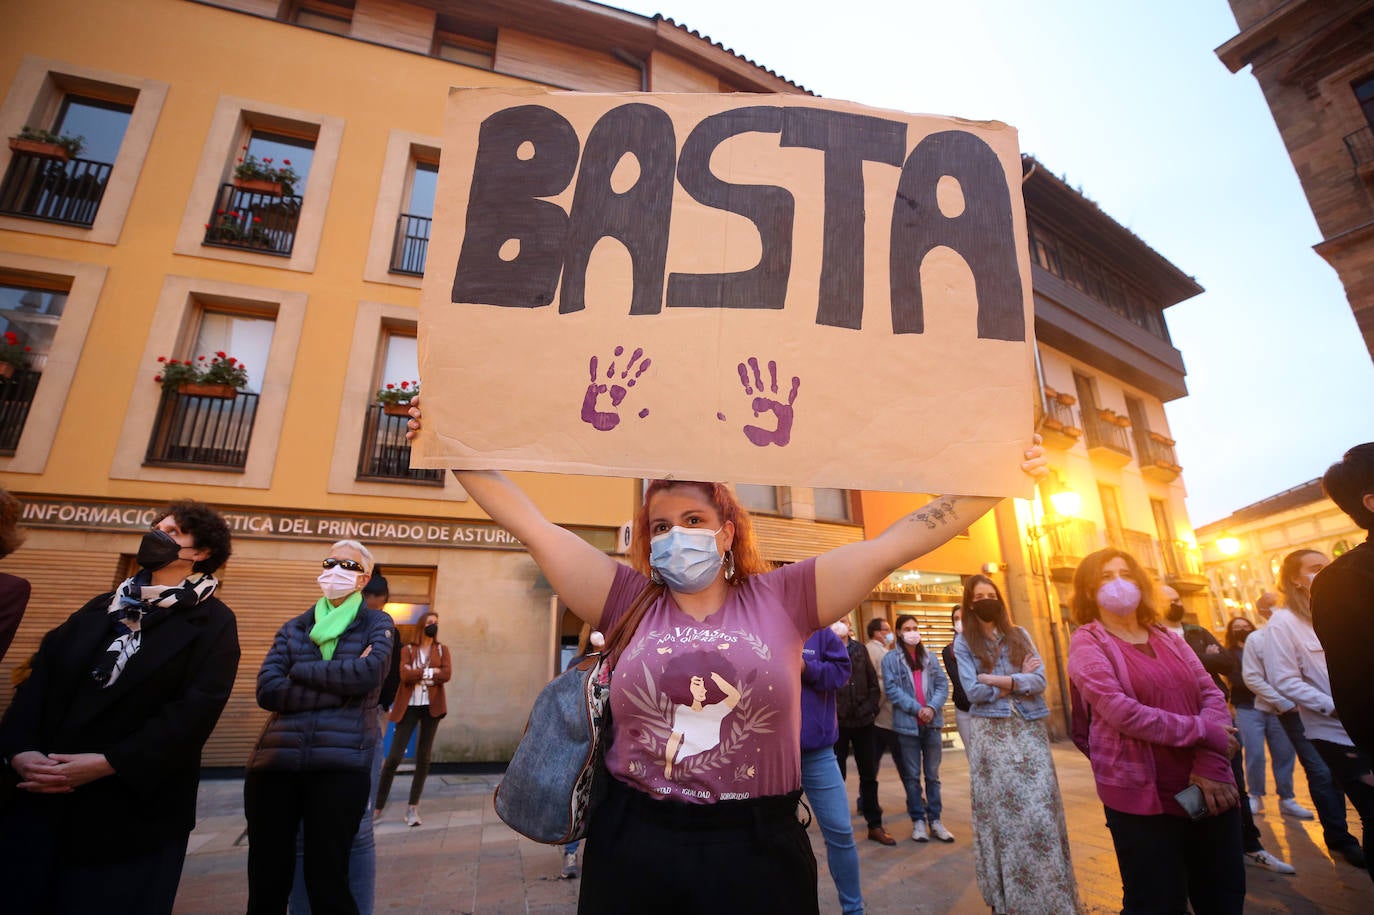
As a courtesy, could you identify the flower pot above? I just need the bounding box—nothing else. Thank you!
[1055,392,1076,406]
[234,177,282,196]
[178,382,237,399]
[1042,417,1064,431]
[9,137,69,162]
[1149,431,1175,446]
[0,362,15,379]
[382,402,413,417]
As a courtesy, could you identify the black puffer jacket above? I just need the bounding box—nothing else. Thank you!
[249,605,393,772]
[836,638,880,728]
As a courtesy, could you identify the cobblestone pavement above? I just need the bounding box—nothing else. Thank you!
[177,743,1372,914]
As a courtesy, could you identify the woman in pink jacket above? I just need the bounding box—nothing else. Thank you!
[1067,548,1243,915]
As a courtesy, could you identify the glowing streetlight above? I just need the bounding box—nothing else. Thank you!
[1217,536,1241,556]
[1049,489,1081,518]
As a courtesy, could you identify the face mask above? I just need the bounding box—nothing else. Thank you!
[424,623,439,638]
[953,620,963,635]
[1097,578,1142,617]
[138,529,185,571]
[883,632,895,647]
[318,566,360,601]
[1166,600,1186,622]
[971,598,1002,623]
[1235,629,1252,643]
[830,622,849,640]
[650,526,723,594]
[902,629,921,646]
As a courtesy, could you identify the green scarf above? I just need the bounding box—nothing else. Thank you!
[310,592,362,660]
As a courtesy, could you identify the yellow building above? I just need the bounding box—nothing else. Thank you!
[0,0,1210,755]
[1196,478,1364,623]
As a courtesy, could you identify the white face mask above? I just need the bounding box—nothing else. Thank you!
[902,629,921,646]
[830,622,850,640]
[881,631,895,646]
[589,631,606,649]
[953,620,963,635]
[318,566,361,601]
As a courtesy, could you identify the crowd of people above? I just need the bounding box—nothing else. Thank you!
[0,434,1369,914]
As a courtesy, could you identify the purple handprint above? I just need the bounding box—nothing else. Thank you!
[732,357,800,447]
[580,346,652,431]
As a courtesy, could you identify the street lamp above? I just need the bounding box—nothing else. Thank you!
[1217,536,1240,557]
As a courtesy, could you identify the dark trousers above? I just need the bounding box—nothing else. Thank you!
[1280,711,1359,850]
[870,724,906,776]
[0,804,187,915]
[834,723,882,828]
[245,768,370,915]
[1232,730,1263,854]
[1313,739,1374,884]
[578,777,818,915]
[377,704,441,808]
[1104,805,1245,915]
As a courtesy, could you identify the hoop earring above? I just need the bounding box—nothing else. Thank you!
[650,567,663,585]
[723,549,736,583]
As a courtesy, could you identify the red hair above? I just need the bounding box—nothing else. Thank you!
[631,481,771,584]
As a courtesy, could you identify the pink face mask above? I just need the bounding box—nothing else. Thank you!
[1097,578,1141,617]
[901,629,921,646]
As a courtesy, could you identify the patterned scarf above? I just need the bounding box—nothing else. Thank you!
[93,569,219,688]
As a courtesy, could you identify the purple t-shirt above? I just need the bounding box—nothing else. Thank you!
[600,559,819,804]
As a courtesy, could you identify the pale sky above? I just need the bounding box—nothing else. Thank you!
[612,0,1374,525]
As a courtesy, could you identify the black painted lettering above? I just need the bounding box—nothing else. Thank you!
[780,109,907,329]
[889,130,1025,340]
[560,104,676,315]
[452,105,578,308]
[667,107,794,310]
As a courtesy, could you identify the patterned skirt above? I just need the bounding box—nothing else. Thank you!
[967,714,1083,915]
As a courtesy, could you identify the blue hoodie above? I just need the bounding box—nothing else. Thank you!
[799,627,853,751]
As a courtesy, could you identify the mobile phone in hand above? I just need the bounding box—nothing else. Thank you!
[1174,784,1208,821]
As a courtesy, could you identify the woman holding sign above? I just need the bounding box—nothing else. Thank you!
[407,401,1046,913]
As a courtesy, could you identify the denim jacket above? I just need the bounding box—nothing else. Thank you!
[952,629,1049,721]
[881,646,948,734]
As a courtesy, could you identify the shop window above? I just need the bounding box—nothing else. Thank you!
[205,129,315,258]
[0,281,66,455]
[381,566,436,642]
[144,305,275,471]
[735,484,779,514]
[813,488,851,522]
[357,327,441,485]
[390,160,437,276]
[292,0,353,34]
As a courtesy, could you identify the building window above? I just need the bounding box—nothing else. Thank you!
[144,306,274,471]
[0,281,65,454]
[390,160,437,276]
[1356,74,1374,128]
[357,329,442,485]
[735,484,779,514]
[813,488,851,522]
[433,16,496,70]
[205,129,315,257]
[1,92,132,228]
[292,0,353,35]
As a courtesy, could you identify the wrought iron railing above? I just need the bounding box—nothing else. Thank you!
[1104,528,1164,573]
[1083,412,1132,458]
[390,213,432,276]
[1043,517,1098,568]
[0,368,40,454]
[203,183,302,256]
[0,151,113,226]
[1345,125,1374,168]
[1137,433,1179,468]
[1161,539,1205,580]
[357,405,443,484]
[145,388,259,469]
[1045,397,1079,429]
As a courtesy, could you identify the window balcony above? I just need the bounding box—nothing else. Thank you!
[0,368,40,454]
[1042,517,1099,582]
[1162,539,1207,592]
[1345,125,1374,169]
[145,387,259,470]
[0,151,113,226]
[1083,410,1133,467]
[1040,389,1082,450]
[202,183,302,257]
[390,213,431,276]
[357,405,444,485]
[1138,431,1182,482]
[1106,528,1164,576]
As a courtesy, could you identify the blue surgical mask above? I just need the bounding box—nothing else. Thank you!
[650,526,723,593]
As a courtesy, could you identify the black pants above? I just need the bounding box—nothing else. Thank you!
[870,724,905,777]
[578,777,818,915]
[1103,804,1245,915]
[1313,739,1374,884]
[0,803,187,915]
[245,768,370,915]
[377,704,441,808]
[834,723,882,828]
[1280,711,1359,850]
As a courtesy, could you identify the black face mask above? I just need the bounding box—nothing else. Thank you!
[1167,600,1186,622]
[970,598,1002,623]
[423,623,438,638]
[137,529,185,571]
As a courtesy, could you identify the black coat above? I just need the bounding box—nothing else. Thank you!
[1313,538,1374,758]
[0,591,239,858]
[836,638,880,729]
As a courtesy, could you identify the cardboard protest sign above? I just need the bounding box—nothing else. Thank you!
[414,89,1037,496]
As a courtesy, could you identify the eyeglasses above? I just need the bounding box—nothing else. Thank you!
[322,558,365,572]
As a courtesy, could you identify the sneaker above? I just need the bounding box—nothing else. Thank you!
[1279,798,1315,820]
[404,806,422,828]
[561,852,579,879]
[1334,843,1367,869]
[1249,795,1263,815]
[866,826,896,846]
[929,820,955,843]
[1245,850,1295,875]
[911,820,929,842]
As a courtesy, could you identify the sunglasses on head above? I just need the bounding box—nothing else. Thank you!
[322,558,365,572]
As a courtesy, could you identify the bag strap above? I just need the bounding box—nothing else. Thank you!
[601,581,663,673]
